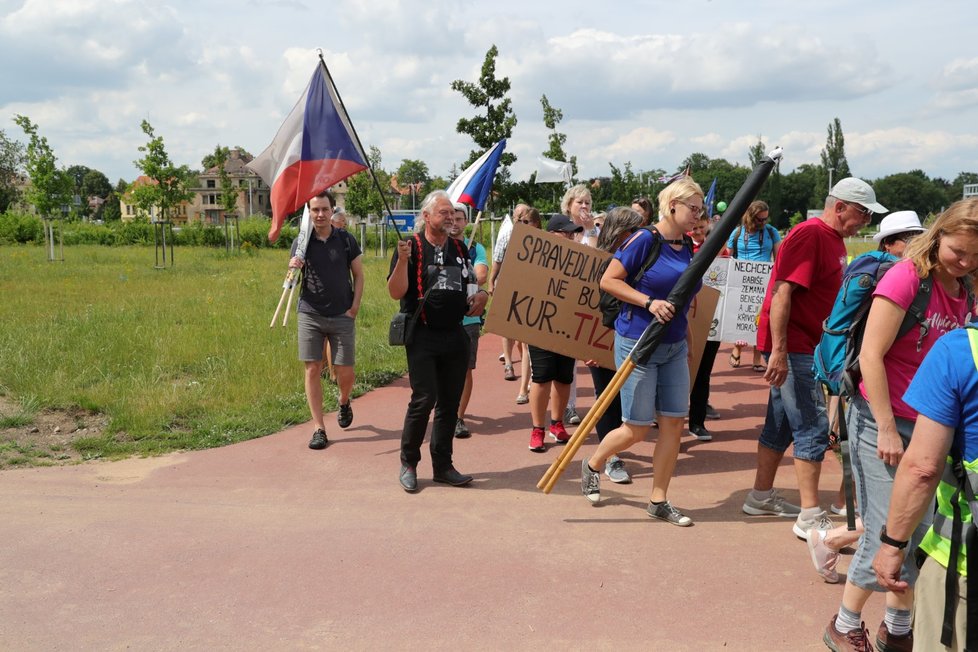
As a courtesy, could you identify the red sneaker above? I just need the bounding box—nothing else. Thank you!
[548,420,570,444]
[529,427,546,452]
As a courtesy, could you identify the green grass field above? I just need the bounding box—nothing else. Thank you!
[0,244,405,463]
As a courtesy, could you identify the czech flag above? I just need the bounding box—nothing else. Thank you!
[248,60,368,243]
[447,139,507,211]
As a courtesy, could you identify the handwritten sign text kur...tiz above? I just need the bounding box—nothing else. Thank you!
[485,223,718,370]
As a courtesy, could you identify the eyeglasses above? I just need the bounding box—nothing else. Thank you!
[844,201,873,217]
[677,200,705,217]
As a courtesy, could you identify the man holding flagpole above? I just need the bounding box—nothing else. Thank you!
[388,190,489,492]
[290,190,364,450]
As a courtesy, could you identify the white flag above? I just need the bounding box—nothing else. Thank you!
[533,156,572,184]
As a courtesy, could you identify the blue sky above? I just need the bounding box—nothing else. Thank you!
[2,0,977,187]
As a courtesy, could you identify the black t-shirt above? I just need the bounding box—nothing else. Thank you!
[293,227,361,317]
[388,233,471,330]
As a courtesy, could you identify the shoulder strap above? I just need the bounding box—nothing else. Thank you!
[731,227,741,257]
[896,273,932,351]
[630,226,664,286]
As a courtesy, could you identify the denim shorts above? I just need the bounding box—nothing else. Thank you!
[758,352,828,462]
[846,395,931,590]
[297,311,356,365]
[615,335,689,425]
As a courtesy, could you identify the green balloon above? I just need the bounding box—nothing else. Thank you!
[716,201,728,213]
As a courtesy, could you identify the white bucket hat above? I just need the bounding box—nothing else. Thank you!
[873,210,925,242]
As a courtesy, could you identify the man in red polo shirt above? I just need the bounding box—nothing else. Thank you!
[742,178,884,538]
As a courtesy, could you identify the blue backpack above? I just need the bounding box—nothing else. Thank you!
[813,251,932,397]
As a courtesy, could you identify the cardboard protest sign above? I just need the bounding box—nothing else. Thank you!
[486,223,616,368]
[717,259,773,344]
[702,258,730,343]
[485,222,723,372]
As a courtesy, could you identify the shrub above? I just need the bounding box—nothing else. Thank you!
[0,212,44,244]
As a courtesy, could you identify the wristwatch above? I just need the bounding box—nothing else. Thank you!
[879,525,908,549]
[644,297,654,311]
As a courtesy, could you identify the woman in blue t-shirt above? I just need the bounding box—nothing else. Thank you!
[580,177,704,526]
[727,200,781,371]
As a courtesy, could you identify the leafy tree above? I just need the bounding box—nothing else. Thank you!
[82,169,112,202]
[202,145,250,170]
[872,170,948,221]
[130,120,195,222]
[210,146,240,220]
[346,146,395,220]
[815,117,851,201]
[0,128,25,212]
[947,172,978,206]
[13,115,72,219]
[540,94,577,178]
[747,136,783,221]
[451,45,518,205]
[779,163,821,228]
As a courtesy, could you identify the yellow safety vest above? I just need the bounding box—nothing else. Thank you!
[917,327,978,577]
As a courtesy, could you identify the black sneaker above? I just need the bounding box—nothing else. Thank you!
[308,428,328,450]
[337,402,353,429]
[432,467,473,486]
[454,418,471,439]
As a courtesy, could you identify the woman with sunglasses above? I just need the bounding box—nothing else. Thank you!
[727,200,781,372]
[820,202,978,649]
[581,177,704,526]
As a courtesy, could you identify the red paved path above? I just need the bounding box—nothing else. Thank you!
[0,335,880,650]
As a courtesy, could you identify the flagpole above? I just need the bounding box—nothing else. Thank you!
[316,52,403,242]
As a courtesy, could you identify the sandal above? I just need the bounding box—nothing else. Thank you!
[503,364,517,381]
[752,364,767,373]
[728,353,741,368]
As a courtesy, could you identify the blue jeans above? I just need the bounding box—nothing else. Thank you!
[846,395,931,590]
[758,352,829,462]
[615,335,689,424]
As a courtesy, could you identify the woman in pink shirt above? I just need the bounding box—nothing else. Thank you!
[821,200,978,650]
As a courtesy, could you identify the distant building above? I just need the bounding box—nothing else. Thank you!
[119,147,350,225]
[964,183,978,199]
[120,176,191,224]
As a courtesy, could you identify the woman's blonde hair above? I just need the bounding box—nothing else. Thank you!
[743,200,769,232]
[657,177,704,221]
[903,198,978,287]
[560,184,591,214]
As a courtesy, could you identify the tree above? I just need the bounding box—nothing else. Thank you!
[540,94,577,178]
[201,145,250,171]
[451,45,518,205]
[82,169,112,202]
[816,118,851,201]
[780,163,821,227]
[872,170,948,221]
[0,128,25,213]
[947,172,978,206]
[130,120,195,222]
[748,136,782,221]
[210,146,240,220]
[101,178,129,223]
[13,115,72,219]
[346,146,394,220]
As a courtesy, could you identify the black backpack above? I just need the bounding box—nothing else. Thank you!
[598,227,693,329]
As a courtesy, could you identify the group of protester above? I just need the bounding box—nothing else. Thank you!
[285,179,978,651]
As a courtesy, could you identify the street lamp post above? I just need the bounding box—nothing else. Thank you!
[828,167,835,191]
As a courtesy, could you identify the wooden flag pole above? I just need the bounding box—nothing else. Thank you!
[281,271,300,327]
[270,269,296,327]
[538,358,635,493]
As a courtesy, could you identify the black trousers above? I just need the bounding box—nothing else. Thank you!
[689,339,721,428]
[400,324,469,472]
[588,365,622,442]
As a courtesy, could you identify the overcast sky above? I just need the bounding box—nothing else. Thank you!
[3,0,977,190]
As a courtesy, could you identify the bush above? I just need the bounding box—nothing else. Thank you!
[0,212,44,244]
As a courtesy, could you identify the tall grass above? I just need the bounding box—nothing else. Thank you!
[0,245,405,459]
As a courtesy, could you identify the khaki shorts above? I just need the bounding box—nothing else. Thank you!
[297,311,355,366]
[913,555,968,651]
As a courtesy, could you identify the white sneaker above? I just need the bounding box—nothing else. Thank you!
[604,456,631,484]
[793,510,832,539]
